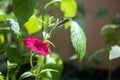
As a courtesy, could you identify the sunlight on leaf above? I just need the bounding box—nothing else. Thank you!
[12,0,37,26]
[25,15,41,35]
[70,21,86,61]
[0,34,5,45]
[61,0,77,17]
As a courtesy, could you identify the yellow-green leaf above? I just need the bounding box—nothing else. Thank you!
[0,34,5,45]
[60,0,77,17]
[12,0,37,26]
[25,15,42,34]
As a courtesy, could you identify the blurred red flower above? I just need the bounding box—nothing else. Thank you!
[24,37,50,56]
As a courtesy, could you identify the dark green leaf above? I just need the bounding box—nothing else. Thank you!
[12,0,37,26]
[7,47,22,64]
[77,3,85,16]
[70,21,86,61]
[7,47,23,80]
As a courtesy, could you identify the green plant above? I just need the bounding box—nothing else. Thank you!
[0,0,86,80]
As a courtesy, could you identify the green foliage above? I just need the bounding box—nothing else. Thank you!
[101,24,118,44]
[77,3,85,16]
[12,0,37,26]
[40,69,58,74]
[0,0,87,79]
[0,34,5,45]
[0,73,5,80]
[25,15,42,35]
[60,0,77,17]
[0,15,12,22]
[109,45,120,60]
[7,19,20,37]
[70,20,86,61]
[19,71,33,79]
[7,47,23,80]
[44,53,63,80]
[73,16,86,32]
[7,47,22,65]
[0,14,6,22]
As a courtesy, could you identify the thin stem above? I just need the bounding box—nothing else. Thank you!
[42,0,46,29]
[35,56,44,80]
[30,52,34,68]
[0,27,10,30]
[6,69,9,80]
[41,0,47,41]
[45,0,61,9]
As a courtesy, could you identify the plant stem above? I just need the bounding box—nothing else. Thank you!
[42,0,46,29]
[30,52,34,68]
[41,0,47,41]
[6,69,9,80]
[0,27,10,30]
[35,56,44,80]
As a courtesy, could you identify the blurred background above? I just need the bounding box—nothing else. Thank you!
[49,0,120,69]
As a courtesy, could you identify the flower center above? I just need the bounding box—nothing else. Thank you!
[34,41,41,48]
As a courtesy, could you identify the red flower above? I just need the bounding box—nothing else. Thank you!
[24,37,50,56]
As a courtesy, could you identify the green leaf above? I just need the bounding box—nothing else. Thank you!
[0,14,12,22]
[73,17,86,32]
[109,45,120,60]
[7,47,23,80]
[42,78,50,80]
[101,24,118,32]
[0,73,5,80]
[40,69,58,74]
[7,47,22,65]
[0,34,5,45]
[7,19,20,37]
[19,71,33,79]
[46,55,56,64]
[69,54,78,60]
[12,0,37,26]
[77,3,85,16]
[25,15,41,34]
[44,52,63,80]
[70,21,86,61]
[60,0,77,17]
